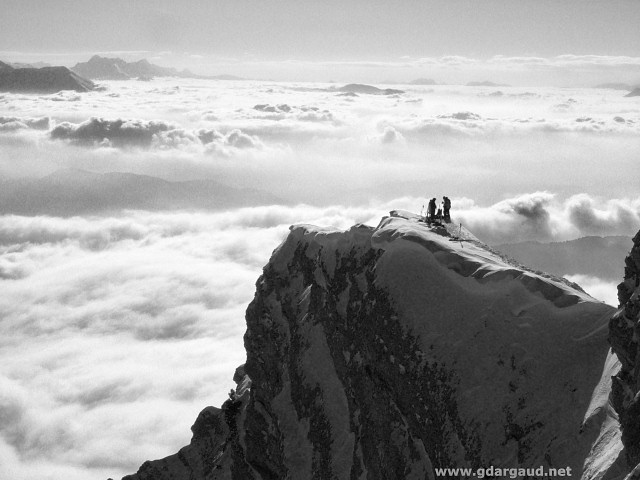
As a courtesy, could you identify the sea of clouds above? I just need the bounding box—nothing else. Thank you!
[0,78,639,479]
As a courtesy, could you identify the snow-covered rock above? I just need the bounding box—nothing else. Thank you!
[123,211,619,480]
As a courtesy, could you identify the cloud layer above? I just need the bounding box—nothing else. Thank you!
[0,196,636,479]
[1,78,638,206]
[0,205,392,479]
[452,192,640,244]
[0,77,638,479]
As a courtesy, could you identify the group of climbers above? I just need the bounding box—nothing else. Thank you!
[425,196,451,223]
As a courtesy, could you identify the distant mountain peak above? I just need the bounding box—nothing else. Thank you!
[0,62,94,93]
[0,169,282,215]
[71,55,242,81]
[337,83,404,95]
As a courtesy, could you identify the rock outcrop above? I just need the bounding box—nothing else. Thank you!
[625,88,640,98]
[123,212,619,480]
[609,231,640,472]
[0,64,94,93]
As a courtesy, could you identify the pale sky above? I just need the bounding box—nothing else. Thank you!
[3,0,639,60]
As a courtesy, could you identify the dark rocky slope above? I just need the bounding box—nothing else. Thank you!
[609,230,640,477]
[123,212,619,480]
[0,63,94,93]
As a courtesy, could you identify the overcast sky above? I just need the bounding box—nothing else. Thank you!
[2,0,640,83]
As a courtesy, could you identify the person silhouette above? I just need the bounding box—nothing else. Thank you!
[443,196,451,221]
[428,198,437,222]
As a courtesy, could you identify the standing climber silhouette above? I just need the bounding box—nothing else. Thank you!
[428,198,437,223]
[443,196,451,222]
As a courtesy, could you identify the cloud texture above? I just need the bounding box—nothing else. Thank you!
[1,78,638,205]
[451,192,640,244]
[0,77,638,479]
[0,197,636,479]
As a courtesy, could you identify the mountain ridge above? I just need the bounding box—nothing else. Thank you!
[0,64,94,93]
[122,210,620,479]
[495,236,631,282]
[71,55,243,81]
[0,169,283,215]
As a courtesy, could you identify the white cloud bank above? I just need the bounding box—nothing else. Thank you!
[0,205,389,480]
[1,78,638,205]
[453,192,640,244]
[0,77,638,479]
[0,197,635,479]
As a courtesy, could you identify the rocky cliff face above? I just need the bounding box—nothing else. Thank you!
[123,212,619,480]
[609,231,640,474]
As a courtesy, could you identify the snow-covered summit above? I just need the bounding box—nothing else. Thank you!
[123,212,619,480]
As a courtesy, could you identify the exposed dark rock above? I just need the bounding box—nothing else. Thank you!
[0,65,94,93]
[123,369,253,480]
[609,231,640,468]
